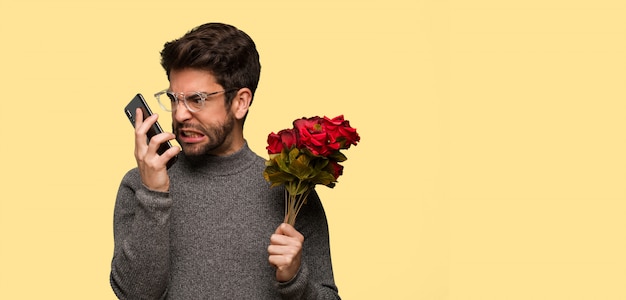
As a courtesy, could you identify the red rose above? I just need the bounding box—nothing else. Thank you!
[323,115,360,149]
[266,132,283,154]
[279,128,297,150]
[293,117,334,156]
[328,161,344,180]
[266,129,298,154]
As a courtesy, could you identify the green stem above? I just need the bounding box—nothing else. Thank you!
[284,181,311,226]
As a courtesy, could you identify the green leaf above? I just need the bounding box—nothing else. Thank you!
[313,157,330,171]
[296,152,311,166]
[288,147,300,162]
[267,171,296,186]
[328,151,348,162]
[276,153,291,174]
[289,155,314,180]
[310,170,337,186]
[264,164,297,186]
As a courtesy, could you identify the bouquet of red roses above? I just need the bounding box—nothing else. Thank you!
[263,115,360,225]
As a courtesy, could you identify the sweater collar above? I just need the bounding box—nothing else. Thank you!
[177,142,257,176]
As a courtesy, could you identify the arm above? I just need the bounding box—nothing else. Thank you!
[110,110,180,299]
[110,171,172,299]
[269,191,341,299]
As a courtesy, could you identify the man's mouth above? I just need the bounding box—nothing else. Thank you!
[181,130,204,138]
[178,129,206,143]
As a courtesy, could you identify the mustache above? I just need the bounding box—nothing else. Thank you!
[173,122,205,132]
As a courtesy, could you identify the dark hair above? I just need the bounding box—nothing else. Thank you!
[160,23,261,107]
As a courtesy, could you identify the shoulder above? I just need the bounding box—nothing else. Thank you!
[252,153,268,169]
[242,149,271,177]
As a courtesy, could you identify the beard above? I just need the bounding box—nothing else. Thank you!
[173,112,236,162]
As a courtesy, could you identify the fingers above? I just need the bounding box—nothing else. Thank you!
[134,108,157,148]
[133,108,179,192]
[268,252,299,282]
[134,107,145,129]
[268,223,304,282]
[274,223,304,241]
[140,133,179,171]
[134,108,179,162]
[133,108,162,143]
[161,144,181,162]
[268,235,302,254]
[268,245,301,282]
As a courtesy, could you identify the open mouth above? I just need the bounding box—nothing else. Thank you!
[178,129,206,142]
[181,130,204,138]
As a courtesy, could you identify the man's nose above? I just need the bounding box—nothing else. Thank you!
[173,98,192,121]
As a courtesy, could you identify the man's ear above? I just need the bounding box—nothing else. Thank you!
[231,88,252,120]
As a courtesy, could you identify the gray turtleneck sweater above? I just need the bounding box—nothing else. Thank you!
[110,143,340,299]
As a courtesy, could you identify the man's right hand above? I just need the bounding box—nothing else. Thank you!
[134,108,180,192]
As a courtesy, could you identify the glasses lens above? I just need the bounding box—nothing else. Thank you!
[185,93,205,112]
[156,92,176,112]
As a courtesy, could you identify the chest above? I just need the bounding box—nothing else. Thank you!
[167,174,285,253]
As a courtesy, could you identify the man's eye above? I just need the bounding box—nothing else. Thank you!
[187,95,204,104]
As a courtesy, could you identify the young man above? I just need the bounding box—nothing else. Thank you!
[110,23,340,299]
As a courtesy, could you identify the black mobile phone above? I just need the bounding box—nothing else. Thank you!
[124,93,177,169]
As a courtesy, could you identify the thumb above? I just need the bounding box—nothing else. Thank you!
[274,223,288,235]
[275,223,303,241]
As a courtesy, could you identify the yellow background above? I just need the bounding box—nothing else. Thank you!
[1,0,625,299]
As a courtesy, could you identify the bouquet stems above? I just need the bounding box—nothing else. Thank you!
[284,182,312,226]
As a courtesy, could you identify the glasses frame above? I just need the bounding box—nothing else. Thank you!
[154,89,239,112]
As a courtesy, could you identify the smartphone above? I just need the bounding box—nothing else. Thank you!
[124,94,177,169]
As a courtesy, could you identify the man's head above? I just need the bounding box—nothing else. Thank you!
[160,23,260,107]
[159,23,261,158]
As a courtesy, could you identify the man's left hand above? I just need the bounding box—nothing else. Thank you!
[268,223,304,282]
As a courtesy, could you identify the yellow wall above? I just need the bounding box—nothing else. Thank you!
[1,0,625,299]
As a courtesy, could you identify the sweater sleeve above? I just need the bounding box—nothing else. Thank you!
[110,169,172,300]
[275,190,341,299]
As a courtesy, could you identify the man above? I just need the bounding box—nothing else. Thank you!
[110,23,340,299]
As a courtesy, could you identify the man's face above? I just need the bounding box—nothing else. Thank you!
[169,68,236,158]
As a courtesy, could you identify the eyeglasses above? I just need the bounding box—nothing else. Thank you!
[154,89,239,112]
